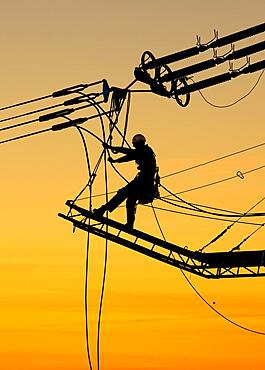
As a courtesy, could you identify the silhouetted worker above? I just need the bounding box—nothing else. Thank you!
[93,134,158,228]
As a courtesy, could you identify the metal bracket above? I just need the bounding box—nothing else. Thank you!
[196,29,219,51]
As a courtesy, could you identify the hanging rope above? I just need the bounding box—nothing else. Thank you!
[193,69,265,108]
[150,199,265,336]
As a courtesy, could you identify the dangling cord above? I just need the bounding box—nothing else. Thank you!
[121,91,131,147]
[150,203,265,335]
[72,123,93,370]
[97,136,109,370]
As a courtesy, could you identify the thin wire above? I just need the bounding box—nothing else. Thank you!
[69,97,109,204]
[74,94,112,370]
[193,69,265,108]
[79,127,104,144]
[0,127,52,144]
[180,270,265,336]
[69,97,110,370]
[173,163,265,196]
[230,222,265,252]
[161,140,265,179]
[74,125,93,370]
[0,94,52,112]
[0,118,38,132]
[125,79,137,90]
[0,102,63,124]
[77,142,265,207]
[0,101,104,136]
[95,105,108,370]
[159,184,265,218]
[157,196,242,215]
[151,204,166,240]
[151,199,265,336]
[199,197,265,252]
[142,203,263,226]
[121,91,131,147]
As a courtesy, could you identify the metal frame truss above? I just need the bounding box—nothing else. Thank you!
[59,201,265,279]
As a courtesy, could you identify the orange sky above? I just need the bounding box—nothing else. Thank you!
[0,1,265,370]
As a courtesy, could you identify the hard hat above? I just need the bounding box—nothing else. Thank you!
[132,134,146,144]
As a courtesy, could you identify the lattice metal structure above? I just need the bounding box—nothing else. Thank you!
[59,201,265,279]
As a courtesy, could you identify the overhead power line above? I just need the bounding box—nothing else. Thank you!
[161,140,265,179]
[150,195,265,336]
[0,81,103,112]
[173,163,265,195]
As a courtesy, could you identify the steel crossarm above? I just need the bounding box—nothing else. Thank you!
[59,202,265,279]
[160,40,265,83]
[58,210,210,278]
[143,22,265,70]
[176,59,265,95]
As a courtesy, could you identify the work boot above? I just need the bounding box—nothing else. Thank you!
[93,206,107,217]
[124,222,134,230]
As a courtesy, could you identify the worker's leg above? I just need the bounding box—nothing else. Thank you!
[105,187,129,212]
[93,181,134,216]
[126,196,137,228]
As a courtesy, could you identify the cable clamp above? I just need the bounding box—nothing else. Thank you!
[229,56,251,77]
[236,170,244,179]
[196,29,219,52]
[213,43,235,63]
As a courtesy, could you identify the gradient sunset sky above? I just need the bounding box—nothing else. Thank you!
[0,1,265,370]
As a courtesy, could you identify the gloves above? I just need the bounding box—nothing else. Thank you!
[102,142,111,150]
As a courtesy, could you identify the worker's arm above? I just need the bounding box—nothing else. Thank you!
[103,143,135,163]
[103,142,133,155]
[114,154,135,163]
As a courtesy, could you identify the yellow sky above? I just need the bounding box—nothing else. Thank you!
[0,1,265,370]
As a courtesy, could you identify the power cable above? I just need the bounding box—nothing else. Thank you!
[230,221,265,252]
[73,124,93,370]
[86,96,109,370]
[199,197,265,252]
[0,118,39,132]
[170,163,265,196]
[0,94,52,112]
[161,141,265,179]
[142,203,263,226]
[0,127,52,145]
[0,82,98,112]
[150,198,265,336]
[0,102,63,124]
[0,100,104,135]
[121,91,131,147]
[180,269,265,336]
[72,93,128,370]
[193,69,265,108]
[159,184,265,218]
[68,96,110,370]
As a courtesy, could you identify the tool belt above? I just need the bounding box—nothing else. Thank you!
[138,167,160,204]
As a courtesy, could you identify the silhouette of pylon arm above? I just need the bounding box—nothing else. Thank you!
[176,59,265,95]
[142,22,265,70]
[160,40,265,83]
